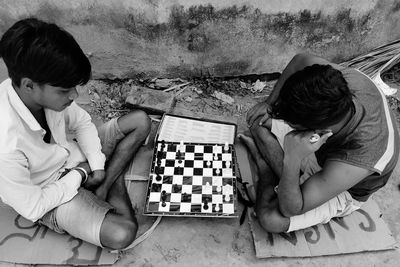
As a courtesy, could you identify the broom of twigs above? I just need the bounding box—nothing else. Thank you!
[340,39,400,77]
[340,39,400,96]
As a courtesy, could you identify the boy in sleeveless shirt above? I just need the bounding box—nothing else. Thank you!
[243,53,399,232]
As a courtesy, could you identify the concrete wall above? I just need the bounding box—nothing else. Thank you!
[0,0,399,80]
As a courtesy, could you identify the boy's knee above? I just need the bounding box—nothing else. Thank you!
[132,110,151,135]
[118,110,151,138]
[257,209,289,233]
[103,219,138,250]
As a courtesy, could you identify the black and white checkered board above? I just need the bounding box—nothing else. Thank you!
[144,141,238,217]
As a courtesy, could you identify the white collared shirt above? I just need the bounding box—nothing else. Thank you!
[0,79,106,222]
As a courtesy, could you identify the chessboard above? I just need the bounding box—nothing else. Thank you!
[144,140,238,217]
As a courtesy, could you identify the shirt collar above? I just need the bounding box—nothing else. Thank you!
[5,78,43,131]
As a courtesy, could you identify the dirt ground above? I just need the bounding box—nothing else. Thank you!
[2,73,400,267]
[72,74,400,267]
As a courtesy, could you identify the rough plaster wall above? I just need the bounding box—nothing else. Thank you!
[0,0,399,80]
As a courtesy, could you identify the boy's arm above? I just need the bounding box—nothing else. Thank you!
[247,53,340,127]
[0,152,83,222]
[277,130,373,217]
[65,102,106,171]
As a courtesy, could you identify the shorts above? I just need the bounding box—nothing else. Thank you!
[39,118,125,247]
[271,119,365,232]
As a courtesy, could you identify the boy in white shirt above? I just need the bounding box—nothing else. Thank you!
[0,18,151,250]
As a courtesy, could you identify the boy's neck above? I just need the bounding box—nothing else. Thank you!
[12,81,43,115]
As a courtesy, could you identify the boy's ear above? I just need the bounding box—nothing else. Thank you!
[19,77,35,92]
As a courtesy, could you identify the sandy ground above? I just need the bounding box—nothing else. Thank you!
[1,80,400,267]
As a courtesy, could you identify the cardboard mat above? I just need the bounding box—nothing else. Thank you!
[234,139,398,258]
[0,121,160,265]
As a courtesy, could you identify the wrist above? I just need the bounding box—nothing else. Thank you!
[283,155,302,168]
[72,167,88,185]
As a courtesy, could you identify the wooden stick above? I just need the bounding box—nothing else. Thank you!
[163,82,191,92]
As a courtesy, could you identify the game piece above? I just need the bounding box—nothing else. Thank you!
[177,150,183,163]
[213,154,218,160]
[173,184,179,193]
[179,140,184,151]
[215,168,220,175]
[224,184,233,194]
[161,190,167,201]
[204,182,212,193]
[225,161,231,168]
[216,185,222,192]
[161,201,166,207]
[224,194,230,202]
[224,142,229,152]
[203,199,209,210]
[156,174,162,181]
[206,160,211,167]
[160,140,166,152]
[215,205,220,212]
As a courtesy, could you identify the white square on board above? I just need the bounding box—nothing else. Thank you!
[192,176,203,185]
[212,194,223,203]
[164,167,175,175]
[222,203,234,214]
[159,202,170,212]
[170,193,182,203]
[181,185,192,194]
[180,203,191,212]
[172,175,183,184]
[149,192,161,202]
[191,194,202,204]
[183,168,194,176]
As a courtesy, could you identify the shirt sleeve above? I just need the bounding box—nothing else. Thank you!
[65,102,106,170]
[0,152,82,222]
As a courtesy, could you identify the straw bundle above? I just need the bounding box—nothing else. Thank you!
[340,39,400,77]
[340,39,400,95]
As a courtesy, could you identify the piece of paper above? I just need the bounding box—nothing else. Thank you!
[157,115,236,144]
[0,202,118,265]
[248,200,397,258]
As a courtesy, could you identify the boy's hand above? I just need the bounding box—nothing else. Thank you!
[246,102,271,128]
[283,130,333,162]
[83,170,105,190]
[77,162,91,173]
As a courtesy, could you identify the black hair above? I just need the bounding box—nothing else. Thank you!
[0,17,91,88]
[271,64,353,129]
